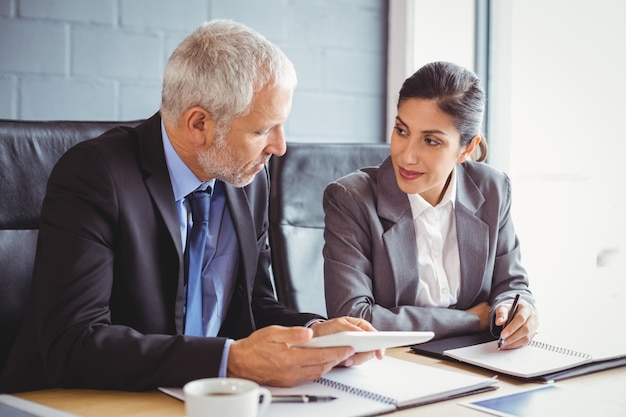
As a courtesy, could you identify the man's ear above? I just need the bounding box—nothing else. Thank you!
[457,136,481,163]
[184,106,217,146]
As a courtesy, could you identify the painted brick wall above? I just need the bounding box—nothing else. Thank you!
[0,0,388,143]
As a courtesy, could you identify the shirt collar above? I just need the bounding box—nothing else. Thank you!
[408,166,457,218]
[161,121,215,202]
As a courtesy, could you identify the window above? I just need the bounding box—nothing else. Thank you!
[389,0,626,332]
[489,0,626,331]
[387,0,476,138]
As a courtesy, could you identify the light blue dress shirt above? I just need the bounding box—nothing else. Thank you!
[161,122,238,377]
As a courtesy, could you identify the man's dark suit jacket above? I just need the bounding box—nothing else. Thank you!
[1,113,322,392]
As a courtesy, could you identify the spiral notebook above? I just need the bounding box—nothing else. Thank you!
[442,338,626,380]
[160,356,497,417]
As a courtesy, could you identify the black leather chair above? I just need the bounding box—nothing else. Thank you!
[0,119,142,373]
[268,142,389,315]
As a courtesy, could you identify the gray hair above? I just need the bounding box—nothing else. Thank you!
[161,19,297,131]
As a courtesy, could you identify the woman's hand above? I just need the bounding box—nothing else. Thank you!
[495,300,539,349]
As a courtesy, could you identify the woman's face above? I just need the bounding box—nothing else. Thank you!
[390,98,474,205]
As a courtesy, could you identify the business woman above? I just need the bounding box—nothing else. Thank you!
[323,61,538,349]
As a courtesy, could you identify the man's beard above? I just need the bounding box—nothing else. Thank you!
[197,132,269,188]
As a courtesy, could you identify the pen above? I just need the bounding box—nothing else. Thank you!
[272,395,337,403]
[498,293,520,350]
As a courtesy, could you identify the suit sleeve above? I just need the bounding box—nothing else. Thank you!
[486,172,535,335]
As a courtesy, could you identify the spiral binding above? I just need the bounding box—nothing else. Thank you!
[529,340,592,359]
[315,378,397,405]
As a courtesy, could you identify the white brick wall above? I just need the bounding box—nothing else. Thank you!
[20,0,116,24]
[0,0,387,143]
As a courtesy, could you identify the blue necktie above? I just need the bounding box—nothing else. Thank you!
[184,189,210,336]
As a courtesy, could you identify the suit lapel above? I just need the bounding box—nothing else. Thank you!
[132,113,186,331]
[377,159,421,301]
[134,114,183,256]
[223,184,256,300]
[455,163,489,307]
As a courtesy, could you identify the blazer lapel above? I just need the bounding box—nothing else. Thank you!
[377,158,421,302]
[223,184,256,300]
[134,114,183,256]
[454,163,489,308]
[132,113,186,331]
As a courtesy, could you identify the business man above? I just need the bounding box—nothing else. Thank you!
[0,19,380,393]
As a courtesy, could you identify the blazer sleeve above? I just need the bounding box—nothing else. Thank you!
[482,170,535,334]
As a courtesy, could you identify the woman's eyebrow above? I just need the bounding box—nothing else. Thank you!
[422,129,448,136]
[394,115,408,127]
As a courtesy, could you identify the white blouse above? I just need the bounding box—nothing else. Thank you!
[407,168,461,308]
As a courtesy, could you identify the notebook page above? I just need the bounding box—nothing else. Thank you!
[535,331,626,362]
[320,355,497,407]
[444,340,592,378]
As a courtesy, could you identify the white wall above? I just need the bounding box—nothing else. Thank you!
[491,0,626,335]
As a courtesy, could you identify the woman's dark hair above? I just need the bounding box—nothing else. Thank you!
[398,61,488,162]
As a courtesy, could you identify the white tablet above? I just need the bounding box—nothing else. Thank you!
[296,331,434,352]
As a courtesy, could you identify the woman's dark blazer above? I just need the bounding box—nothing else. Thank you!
[323,157,534,339]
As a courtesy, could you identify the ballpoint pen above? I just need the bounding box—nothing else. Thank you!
[498,293,520,350]
[272,395,337,403]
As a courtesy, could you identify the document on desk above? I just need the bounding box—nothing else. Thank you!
[161,356,497,417]
[413,330,626,381]
[461,385,625,417]
[0,395,79,417]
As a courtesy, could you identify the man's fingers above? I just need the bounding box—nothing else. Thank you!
[311,316,379,337]
[341,351,381,367]
[297,346,355,366]
[272,346,355,386]
[343,316,378,332]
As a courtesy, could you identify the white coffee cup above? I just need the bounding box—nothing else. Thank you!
[183,377,272,417]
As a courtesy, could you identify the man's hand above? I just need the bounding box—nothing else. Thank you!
[310,316,384,367]
[227,325,355,387]
[495,301,539,349]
